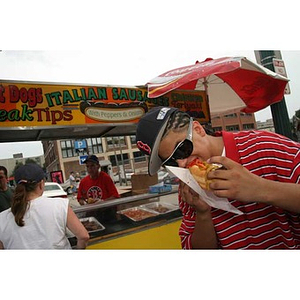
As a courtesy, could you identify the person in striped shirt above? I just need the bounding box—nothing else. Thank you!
[136,106,300,249]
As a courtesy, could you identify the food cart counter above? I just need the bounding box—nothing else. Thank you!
[69,186,183,249]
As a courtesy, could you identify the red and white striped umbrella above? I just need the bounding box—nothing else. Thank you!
[147,57,289,115]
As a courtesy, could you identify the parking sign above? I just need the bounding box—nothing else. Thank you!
[79,155,88,165]
[75,140,87,150]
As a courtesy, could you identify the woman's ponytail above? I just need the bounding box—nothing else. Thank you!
[11,182,37,227]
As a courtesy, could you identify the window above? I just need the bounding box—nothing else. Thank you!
[130,135,136,145]
[61,140,76,158]
[109,153,129,167]
[61,138,103,158]
[89,138,103,154]
[243,123,255,130]
[133,151,146,162]
[106,136,126,149]
[226,125,240,131]
[240,112,253,117]
[225,113,237,118]
[212,126,222,132]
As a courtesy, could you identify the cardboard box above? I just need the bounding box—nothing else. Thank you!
[131,173,158,194]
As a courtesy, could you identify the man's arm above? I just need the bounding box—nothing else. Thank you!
[180,184,218,249]
[76,181,86,205]
[208,156,300,213]
[191,210,218,249]
[66,207,90,249]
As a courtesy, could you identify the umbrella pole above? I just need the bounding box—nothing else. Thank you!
[256,50,293,140]
[204,80,213,130]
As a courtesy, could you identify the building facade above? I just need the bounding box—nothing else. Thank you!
[211,111,257,132]
[256,119,275,132]
[42,135,146,183]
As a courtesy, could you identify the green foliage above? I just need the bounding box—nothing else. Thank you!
[11,159,43,180]
[25,158,38,164]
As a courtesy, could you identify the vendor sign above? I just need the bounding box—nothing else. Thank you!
[0,80,210,128]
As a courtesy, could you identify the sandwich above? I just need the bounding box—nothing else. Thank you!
[188,158,222,190]
[87,197,97,204]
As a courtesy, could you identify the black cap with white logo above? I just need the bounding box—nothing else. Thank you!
[136,106,178,175]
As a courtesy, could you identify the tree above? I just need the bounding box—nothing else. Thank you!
[25,158,38,164]
[11,160,44,181]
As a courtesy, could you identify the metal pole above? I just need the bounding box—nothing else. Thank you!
[118,137,128,185]
[112,138,122,185]
[255,50,293,139]
[85,138,89,155]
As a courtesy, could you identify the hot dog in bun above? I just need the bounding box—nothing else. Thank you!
[188,158,222,190]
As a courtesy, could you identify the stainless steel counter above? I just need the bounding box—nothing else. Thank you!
[69,185,181,248]
[72,185,178,214]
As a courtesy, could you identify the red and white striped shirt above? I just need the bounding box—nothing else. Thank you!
[179,130,300,249]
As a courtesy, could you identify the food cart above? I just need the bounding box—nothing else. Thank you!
[0,79,208,249]
[68,186,182,249]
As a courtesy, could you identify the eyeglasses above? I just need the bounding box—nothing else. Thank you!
[162,118,193,167]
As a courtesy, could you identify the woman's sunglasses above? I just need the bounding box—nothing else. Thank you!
[162,118,193,167]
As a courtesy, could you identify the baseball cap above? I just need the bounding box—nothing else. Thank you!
[15,163,46,184]
[136,106,178,176]
[83,155,99,164]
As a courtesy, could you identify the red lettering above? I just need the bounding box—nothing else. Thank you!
[0,85,5,102]
[9,85,19,103]
[36,88,43,104]
[19,87,28,103]
[33,108,43,121]
[63,110,73,121]
[8,85,43,107]
[51,110,64,124]
[27,88,36,106]
[27,88,43,107]
[32,108,73,124]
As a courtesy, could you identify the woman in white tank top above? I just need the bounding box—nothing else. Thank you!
[0,163,89,249]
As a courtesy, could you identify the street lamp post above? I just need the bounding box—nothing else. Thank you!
[255,50,293,139]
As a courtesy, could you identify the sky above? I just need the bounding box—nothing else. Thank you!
[0,1,299,161]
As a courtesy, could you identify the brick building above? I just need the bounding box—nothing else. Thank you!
[211,111,256,132]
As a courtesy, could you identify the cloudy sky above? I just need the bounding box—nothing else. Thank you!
[1,1,299,160]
